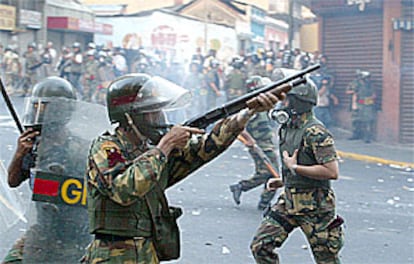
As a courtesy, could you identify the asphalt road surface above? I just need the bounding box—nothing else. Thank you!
[1,95,413,264]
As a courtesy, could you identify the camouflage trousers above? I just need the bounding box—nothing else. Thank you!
[239,148,279,205]
[2,237,24,264]
[251,191,344,264]
[81,237,159,264]
[238,172,276,206]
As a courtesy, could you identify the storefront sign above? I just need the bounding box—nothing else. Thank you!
[94,22,113,35]
[20,9,42,29]
[347,0,371,11]
[0,4,16,31]
[393,18,413,31]
[151,25,177,48]
[47,16,112,35]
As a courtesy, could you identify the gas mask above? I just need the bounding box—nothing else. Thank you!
[269,101,289,125]
[269,95,312,126]
[270,95,304,125]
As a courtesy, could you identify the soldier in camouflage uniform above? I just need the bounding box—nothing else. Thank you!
[94,51,115,105]
[229,76,281,210]
[346,70,376,143]
[251,71,344,264]
[83,50,99,102]
[182,60,207,116]
[204,58,222,109]
[245,53,268,78]
[225,56,247,101]
[69,42,84,98]
[22,43,41,96]
[82,73,281,263]
[2,77,90,264]
[3,47,21,92]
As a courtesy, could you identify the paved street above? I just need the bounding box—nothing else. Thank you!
[1,95,413,263]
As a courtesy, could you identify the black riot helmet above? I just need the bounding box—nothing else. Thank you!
[72,42,81,49]
[22,77,77,131]
[246,75,271,92]
[269,68,317,124]
[287,79,318,114]
[106,73,191,144]
[271,68,317,112]
[230,56,244,69]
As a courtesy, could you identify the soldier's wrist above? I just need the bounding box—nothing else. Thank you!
[289,164,298,175]
[237,109,255,128]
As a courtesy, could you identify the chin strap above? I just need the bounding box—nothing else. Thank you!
[124,113,149,150]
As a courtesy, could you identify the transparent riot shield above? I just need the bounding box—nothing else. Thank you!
[0,160,27,234]
[22,98,112,264]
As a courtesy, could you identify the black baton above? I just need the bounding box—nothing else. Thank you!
[0,78,24,133]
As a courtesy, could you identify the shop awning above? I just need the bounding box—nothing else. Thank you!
[47,16,112,35]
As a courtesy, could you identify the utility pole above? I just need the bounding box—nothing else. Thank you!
[204,0,208,53]
[288,0,295,48]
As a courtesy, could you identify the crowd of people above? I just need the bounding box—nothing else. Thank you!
[2,39,383,263]
[0,41,338,117]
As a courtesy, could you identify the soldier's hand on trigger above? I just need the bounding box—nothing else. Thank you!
[157,125,205,157]
[246,91,285,113]
[16,128,39,157]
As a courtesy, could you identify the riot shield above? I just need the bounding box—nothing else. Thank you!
[0,160,27,235]
[22,98,111,263]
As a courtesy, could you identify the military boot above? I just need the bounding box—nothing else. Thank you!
[229,183,242,205]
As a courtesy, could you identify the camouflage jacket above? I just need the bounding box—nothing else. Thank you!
[279,112,338,214]
[24,52,40,74]
[83,59,99,80]
[225,69,246,100]
[205,68,220,95]
[87,114,243,236]
[280,112,337,189]
[246,112,275,150]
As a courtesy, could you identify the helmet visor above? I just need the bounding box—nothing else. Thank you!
[22,97,49,130]
[132,76,191,113]
[137,109,187,133]
[22,97,75,131]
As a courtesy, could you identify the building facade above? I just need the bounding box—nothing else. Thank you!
[0,0,112,54]
[310,0,414,144]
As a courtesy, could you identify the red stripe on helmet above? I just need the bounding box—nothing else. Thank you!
[110,95,136,106]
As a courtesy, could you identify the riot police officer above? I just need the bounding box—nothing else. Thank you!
[346,70,377,143]
[205,58,222,108]
[82,73,281,263]
[69,42,84,97]
[225,56,247,101]
[83,49,99,102]
[3,77,91,264]
[251,70,344,264]
[22,43,41,96]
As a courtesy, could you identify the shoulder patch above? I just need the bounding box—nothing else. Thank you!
[101,141,125,167]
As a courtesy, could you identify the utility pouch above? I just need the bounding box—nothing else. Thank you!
[152,205,182,261]
[145,182,182,261]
